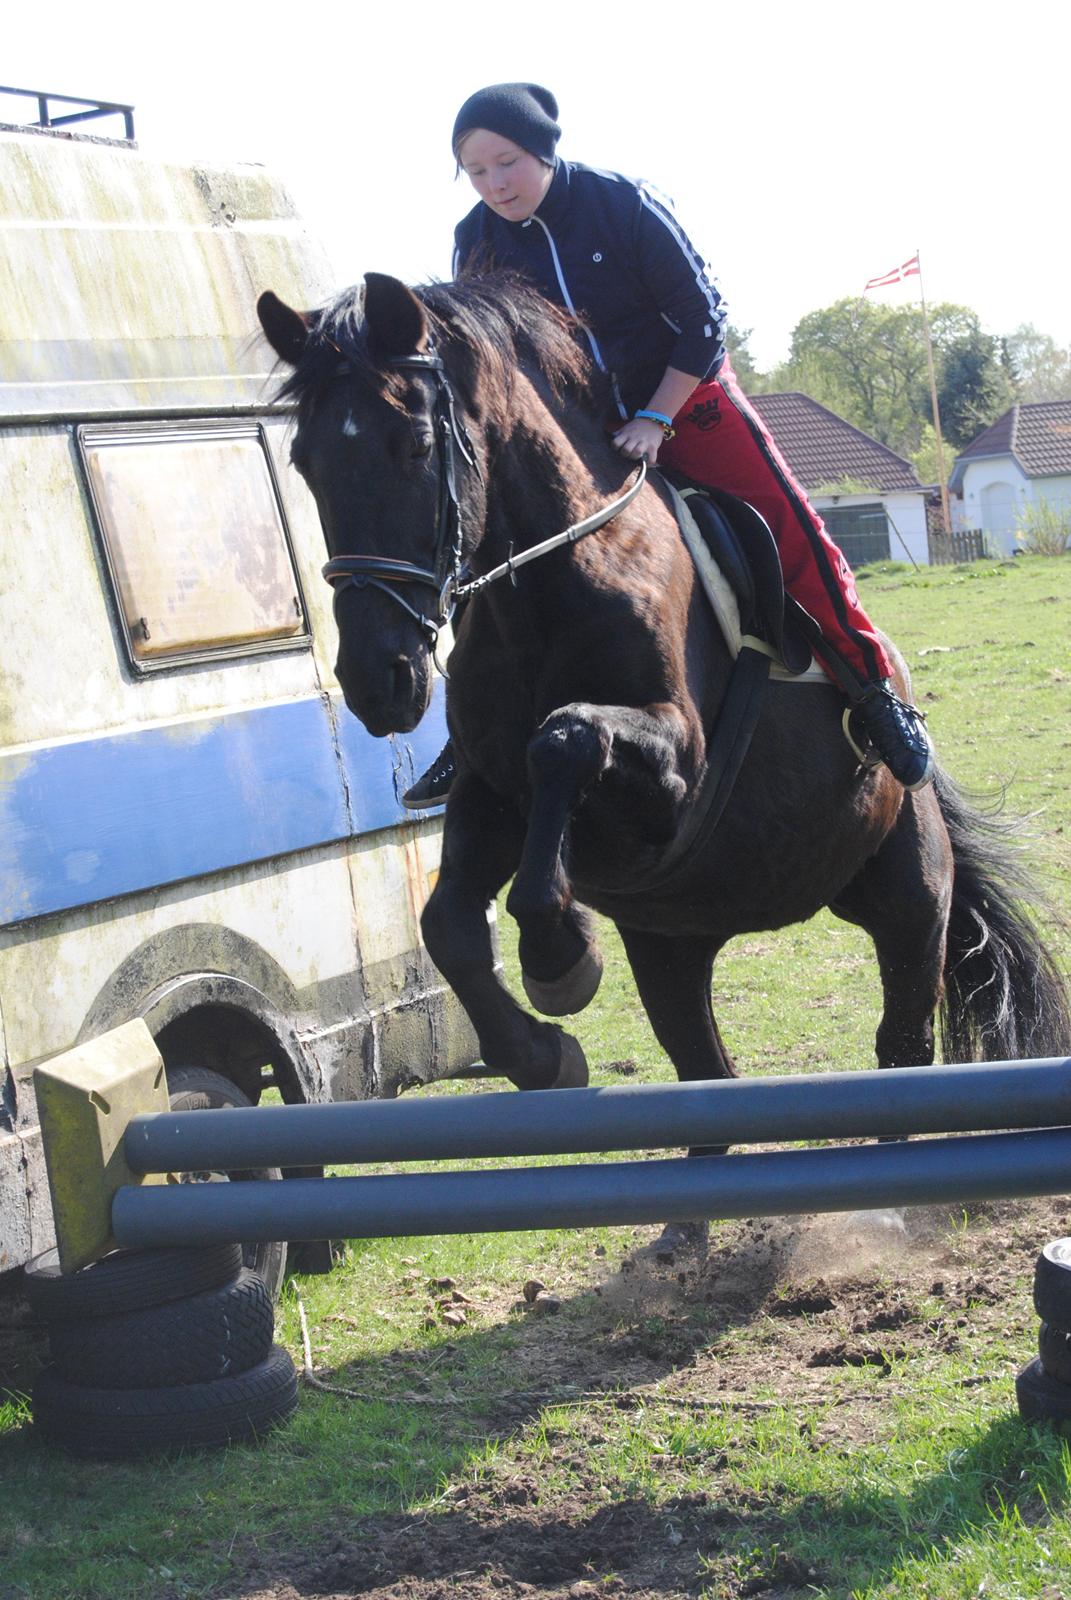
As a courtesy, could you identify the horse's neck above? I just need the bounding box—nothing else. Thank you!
[482,381,620,561]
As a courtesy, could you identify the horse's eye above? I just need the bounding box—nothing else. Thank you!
[411,434,434,460]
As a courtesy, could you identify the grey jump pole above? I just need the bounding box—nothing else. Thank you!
[107,1058,1071,1251]
[124,1058,1071,1173]
[112,1128,1071,1248]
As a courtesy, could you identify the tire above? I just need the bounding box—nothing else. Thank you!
[166,1066,288,1301]
[32,1344,298,1458]
[1016,1355,1071,1428]
[24,1242,243,1322]
[1038,1321,1071,1386]
[47,1268,274,1389]
[1033,1239,1071,1326]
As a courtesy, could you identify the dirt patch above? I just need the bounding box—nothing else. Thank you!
[3,1196,1065,1598]
[200,1195,1069,1600]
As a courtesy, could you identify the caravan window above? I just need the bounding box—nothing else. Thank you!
[78,421,309,672]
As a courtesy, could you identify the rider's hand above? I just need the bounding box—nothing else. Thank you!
[612,417,665,464]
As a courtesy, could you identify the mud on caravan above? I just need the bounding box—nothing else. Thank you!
[0,102,477,1288]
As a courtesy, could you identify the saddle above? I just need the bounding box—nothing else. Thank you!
[658,468,817,677]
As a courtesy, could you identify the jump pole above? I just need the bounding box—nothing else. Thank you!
[112,1126,1071,1249]
[113,1055,1071,1250]
[123,1058,1071,1171]
[34,1024,1071,1269]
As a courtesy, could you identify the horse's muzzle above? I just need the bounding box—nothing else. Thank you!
[338,647,433,737]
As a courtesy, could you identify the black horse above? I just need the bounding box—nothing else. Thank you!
[259,272,1069,1122]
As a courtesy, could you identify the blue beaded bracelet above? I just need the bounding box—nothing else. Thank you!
[634,408,676,439]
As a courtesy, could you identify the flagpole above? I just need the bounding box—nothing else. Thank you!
[915,250,953,539]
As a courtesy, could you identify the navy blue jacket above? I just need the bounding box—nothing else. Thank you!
[454,159,727,417]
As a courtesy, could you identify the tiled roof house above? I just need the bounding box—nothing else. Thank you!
[749,392,929,567]
[949,401,1071,553]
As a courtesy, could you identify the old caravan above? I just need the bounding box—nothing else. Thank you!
[0,104,476,1283]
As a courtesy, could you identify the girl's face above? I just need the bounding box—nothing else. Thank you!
[457,129,553,222]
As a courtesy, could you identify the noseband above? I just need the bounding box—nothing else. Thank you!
[321,350,481,648]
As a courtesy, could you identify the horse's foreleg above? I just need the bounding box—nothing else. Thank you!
[507,703,691,1016]
[507,712,612,1016]
[421,773,588,1091]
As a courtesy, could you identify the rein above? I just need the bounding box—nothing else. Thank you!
[320,346,647,649]
[454,461,646,603]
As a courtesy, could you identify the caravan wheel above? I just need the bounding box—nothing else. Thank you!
[166,1066,288,1301]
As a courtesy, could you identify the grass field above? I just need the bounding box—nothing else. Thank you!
[1,554,1068,1600]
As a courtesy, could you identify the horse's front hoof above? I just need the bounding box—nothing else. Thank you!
[550,1032,589,1089]
[522,945,604,1017]
[634,1219,710,1266]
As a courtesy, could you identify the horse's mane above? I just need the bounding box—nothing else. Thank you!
[277,273,602,420]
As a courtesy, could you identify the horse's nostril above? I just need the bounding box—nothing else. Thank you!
[392,658,414,699]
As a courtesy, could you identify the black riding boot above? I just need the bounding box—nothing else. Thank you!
[401,595,469,811]
[851,680,935,791]
[402,739,457,810]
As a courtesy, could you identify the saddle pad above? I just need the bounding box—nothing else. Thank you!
[671,489,826,685]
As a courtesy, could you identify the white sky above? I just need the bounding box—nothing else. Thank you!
[7,0,1069,370]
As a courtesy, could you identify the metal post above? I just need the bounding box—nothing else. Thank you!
[113,1128,1071,1248]
[124,1059,1071,1174]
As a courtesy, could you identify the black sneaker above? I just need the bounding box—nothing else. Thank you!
[401,740,456,810]
[853,681,934,791]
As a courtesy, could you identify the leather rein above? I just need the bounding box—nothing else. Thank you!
[320,348,647,649]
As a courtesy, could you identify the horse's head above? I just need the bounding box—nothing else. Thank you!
[259,274,482,737]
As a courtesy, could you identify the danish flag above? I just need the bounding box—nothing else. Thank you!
[863,253,921,292]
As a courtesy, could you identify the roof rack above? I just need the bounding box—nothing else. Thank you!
[0,85,134,142]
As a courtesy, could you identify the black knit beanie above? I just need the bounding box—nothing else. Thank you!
[452,83,561,163]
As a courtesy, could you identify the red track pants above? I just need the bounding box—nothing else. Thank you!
[658,358,892,684]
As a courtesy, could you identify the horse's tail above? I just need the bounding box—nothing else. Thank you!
[935,765,1070,1063]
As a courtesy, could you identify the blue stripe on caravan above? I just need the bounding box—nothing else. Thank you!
[0,690,448,926]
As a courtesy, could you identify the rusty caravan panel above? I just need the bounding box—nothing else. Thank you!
[78,421,309,671]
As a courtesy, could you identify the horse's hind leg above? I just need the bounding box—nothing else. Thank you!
[619,926,737,1096]
[421,772,588,1092]
[831,789,953,1070]
[619,926,736,1260]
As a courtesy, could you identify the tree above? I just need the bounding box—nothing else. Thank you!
[935,325,1015,449]
[1003,323,1071,402]
[779,298,930,456]
[763,297,1020,459]
[724,323,761,390]
[909,422,949,487]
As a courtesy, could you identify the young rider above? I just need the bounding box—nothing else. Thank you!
[402,82,934,807]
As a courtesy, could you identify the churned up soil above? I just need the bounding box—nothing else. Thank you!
[224,1195,1067,1600]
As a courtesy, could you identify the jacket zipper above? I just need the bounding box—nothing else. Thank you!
[526,216,628,419]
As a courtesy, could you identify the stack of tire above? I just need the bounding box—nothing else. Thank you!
[27,1243,298,1458]
[1016,1239,1071,1430]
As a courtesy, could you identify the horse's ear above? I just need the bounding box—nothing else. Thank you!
[363,273,429,365]
[257,291,311,366]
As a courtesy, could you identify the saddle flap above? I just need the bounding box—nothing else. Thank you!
[662,472,813,678]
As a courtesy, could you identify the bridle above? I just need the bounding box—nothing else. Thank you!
[321,351,479,651]
[320,346,648,655]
